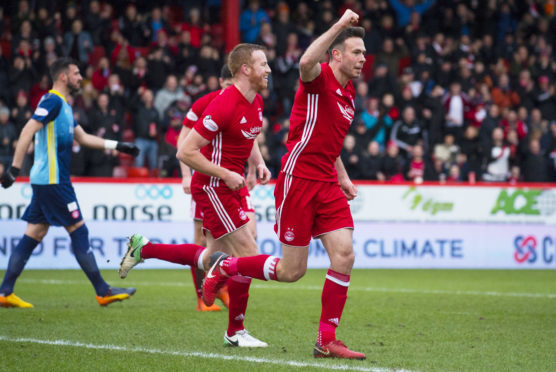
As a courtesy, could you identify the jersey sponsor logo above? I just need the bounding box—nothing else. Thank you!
[241,126,261,139]
[240,116,247,124]
[203,115,219,132]
[337,102,354,123]
[34,107,48,116]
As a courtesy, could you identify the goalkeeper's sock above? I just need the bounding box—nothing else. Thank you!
[220,255,280,281]
[0,235,39,295]
[70,225,110,296]
[227,276,251,336]
[317,269,350,346]
[141,242,205,267]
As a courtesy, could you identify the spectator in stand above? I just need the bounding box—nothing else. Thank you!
[272,2,296,57]
[147,7,170,44]
[159,98,191,178]
[103,74,126,126]
[341,134,362,180]
[91,57,111,92]
[367,63,397,98]
[129,56,149,93]
[522,138,549,182]
[85,94,120,177]
[275,32,301,115]
[240,0,270,43]
[359,141,384,181]
[479,104,502,152]
[405,143,426,182]
[63,20,93,67]
[375,37,408,79]
[390,106,426,159]
[180,8,205,49]
[9,56,37,104]
[37,37,62,77]
[434,133,459,165]
[424,157,445,182]
[134,89,159,170]
[85,1,105,46]
[380,141,404,182]
[0,107,16,171]
[442,81,470,141]
[360,98,393,151]
[483,127,510,182]
[459,125,482,181]
[34,7,59,42]
[29,74,50,110]
[388,0,436,28]
[11,91,33,135]
[120,4,149,47]
[146,47,172,91]
[491,73,520,109]
[534,76,556,121]
[542,121,556,181]
[500,110,528,141]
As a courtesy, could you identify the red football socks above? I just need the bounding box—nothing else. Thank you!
[221,255,280,281]
[317,269,350,346]
[140,242,205,267]
[190,267,203,299]
[227,276,251,336]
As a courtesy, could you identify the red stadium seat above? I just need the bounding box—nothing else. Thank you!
[88,46,106,68]
[362,54,375,81]
[397,56,411,77]
[128,167,150,178]
[0,40,11,61]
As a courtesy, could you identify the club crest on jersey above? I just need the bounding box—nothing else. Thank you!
[337,102,354,123]
[239,209,247,220]
[284,227,295,242]
[203,115,218,132]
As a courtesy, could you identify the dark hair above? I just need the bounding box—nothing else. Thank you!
[328,27,365,56]
[220,64,232,80]
[49,57,77,81]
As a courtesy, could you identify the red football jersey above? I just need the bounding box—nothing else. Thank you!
[182,90,221,128]
[281,63,355,182]
[192,85,263,187]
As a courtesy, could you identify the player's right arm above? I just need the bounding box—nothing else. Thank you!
[177,129,245,191]
[298,9,359,82]
[177,126,192,194]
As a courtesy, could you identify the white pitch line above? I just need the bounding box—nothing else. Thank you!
[18,279,556,299]
[0,336,408,372]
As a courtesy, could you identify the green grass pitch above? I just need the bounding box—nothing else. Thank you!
[1,269,555,371]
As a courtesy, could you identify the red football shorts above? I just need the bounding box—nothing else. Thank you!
[238,186,255,213]
[191,184,250,239]
[274,173,354,247]
[191,186,253,221]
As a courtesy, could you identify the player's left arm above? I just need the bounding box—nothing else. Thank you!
[73,125,140,157]
[335,156,357,200]
[248,141,271,186]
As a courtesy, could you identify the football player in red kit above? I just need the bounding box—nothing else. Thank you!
[179,65,258,312]
[202,10,366,359]
[120,44,271,348]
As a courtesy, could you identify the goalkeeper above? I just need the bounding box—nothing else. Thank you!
[0,58,139,308]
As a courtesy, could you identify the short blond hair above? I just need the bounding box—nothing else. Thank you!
[227,43,265,76]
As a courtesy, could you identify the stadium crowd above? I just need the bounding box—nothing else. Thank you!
[0,0,556,182]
